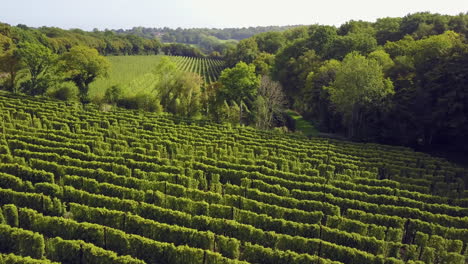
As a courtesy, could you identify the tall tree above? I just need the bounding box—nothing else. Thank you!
[367,49,394,73]
[300,59,342,132]
[254,32,286,54]
[218,62,260,123]
[60,46,110,103]
[326,32,378,60]
[374,17,403,44]
[152,57,203,117]
[273,47,322,100]
[326,52,394,138]
[171,72,203,118]
[225,38,259,67]
[252,52,275,75]
[152,57,182,104]
[218,62,259,105]
[0,46,24,93]
[422,44,468,150]
[15,42,57,95]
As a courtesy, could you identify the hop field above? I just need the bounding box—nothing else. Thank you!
[0,92,467,264]
[90,55,225,99]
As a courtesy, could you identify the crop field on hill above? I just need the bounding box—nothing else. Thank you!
[0,92,467,264]
[90,55,225,99]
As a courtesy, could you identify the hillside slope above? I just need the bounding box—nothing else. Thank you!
[0,92,467,264]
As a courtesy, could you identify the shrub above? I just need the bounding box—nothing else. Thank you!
[47,81,79,101]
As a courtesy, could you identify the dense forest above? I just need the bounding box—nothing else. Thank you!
[0,23,206,57]
[223,12,468,153]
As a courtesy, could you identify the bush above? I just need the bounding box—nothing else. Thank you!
[104,85,123,104]
[117,93,162,112]
[47,82,79,101]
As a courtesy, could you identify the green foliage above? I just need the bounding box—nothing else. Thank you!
[15,42,57,95]
[286,110,318,137]
[0,47,24,93]
[60,45,110,103]
[46,81,79,101]
[225,38,259,67]
[385,227,403,243]
[326,52,394,138]
[150,57,204,117]
[252,52,275,75]
[254,32,286,54]
[218,62,260,107]
[326,32,378,60]
[0,208,4,225]
[420,247,436,264]
[0,224,45,259]
[89,55,225,101]
[368,49,394,73]
[298,59,342,132]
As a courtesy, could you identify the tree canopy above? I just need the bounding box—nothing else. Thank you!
[60,45,110,103]
[326,52,394,138]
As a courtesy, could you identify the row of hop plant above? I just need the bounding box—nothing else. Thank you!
[1,118,466,244]
[1,159,466,264]
[0,93,467,263]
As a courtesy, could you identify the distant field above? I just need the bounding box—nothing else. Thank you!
[89,55,225,99]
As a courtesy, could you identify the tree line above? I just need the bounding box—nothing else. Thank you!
[118,25,302,41]
[222,12,468,153]
[0,23,211,56]
[115,25,301,56]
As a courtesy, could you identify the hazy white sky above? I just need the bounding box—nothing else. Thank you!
[1,0,467,30]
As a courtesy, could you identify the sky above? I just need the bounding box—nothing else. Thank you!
[1,0,467,30]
